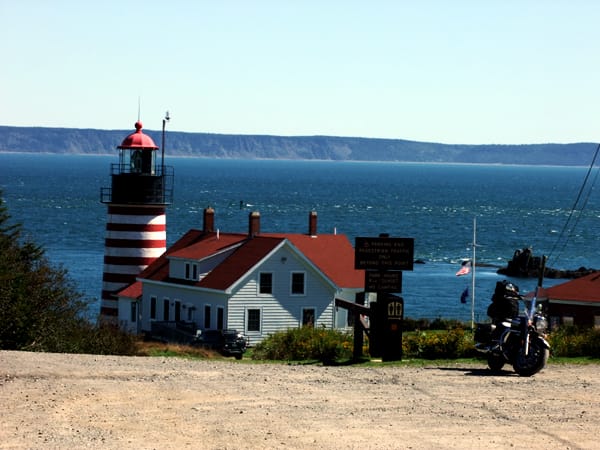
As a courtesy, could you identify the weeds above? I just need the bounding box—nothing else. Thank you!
[548,326,600,358]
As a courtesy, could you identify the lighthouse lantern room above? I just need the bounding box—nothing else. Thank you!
[100,120,173,324]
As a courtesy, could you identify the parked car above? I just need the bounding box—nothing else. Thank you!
[193,329,248,359]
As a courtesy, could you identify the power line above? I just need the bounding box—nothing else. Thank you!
[547,143,600,266]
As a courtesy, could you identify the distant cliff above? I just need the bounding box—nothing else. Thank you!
[0,125,596,165]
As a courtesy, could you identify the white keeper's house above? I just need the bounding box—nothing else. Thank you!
[117,208,365,344]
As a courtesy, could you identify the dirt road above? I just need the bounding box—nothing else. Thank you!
[1,351,598,449]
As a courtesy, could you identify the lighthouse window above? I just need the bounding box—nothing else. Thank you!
[131,150,142,173]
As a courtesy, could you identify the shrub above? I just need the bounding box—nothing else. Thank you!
[77,323,139,356]
[252,326,353,363]
[403,328,475,359]
[402,318,432,331]
[549,326,600,358]
[0,192,138,356]
[402,317,469,332]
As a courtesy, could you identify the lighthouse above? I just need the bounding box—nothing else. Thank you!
[99,119,173,323]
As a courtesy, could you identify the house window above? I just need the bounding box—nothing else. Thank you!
[259,272,273,294]
[247,309,261,332]
[185,263,198,281]
[217,307,224,330]
[204,305,211,329]
[302,308,315,328]
[130,302,137,323]
[175,300,181,322]
[163,299,170,321]
[291,272,305,295]
[594,316,600,329]
[187,306,194,322]
[150,296,157,320]
[347,309,355,327]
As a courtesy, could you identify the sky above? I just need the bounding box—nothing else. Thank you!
[2,1,600,145]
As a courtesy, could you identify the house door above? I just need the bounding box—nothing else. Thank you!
[302,308,315,328]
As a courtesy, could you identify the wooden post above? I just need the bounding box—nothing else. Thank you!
[353,292,365,361]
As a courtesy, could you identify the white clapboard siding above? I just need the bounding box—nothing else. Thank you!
[227,249,337,344]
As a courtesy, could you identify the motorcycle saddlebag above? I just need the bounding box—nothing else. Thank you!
[474,323,494,343]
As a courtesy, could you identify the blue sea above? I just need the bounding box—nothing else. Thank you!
[1,153,599,323]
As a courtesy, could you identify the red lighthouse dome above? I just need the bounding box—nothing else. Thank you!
[118,121,158,150]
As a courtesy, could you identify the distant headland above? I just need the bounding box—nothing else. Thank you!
[0,125,596,165]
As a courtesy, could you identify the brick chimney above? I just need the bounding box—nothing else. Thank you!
[203,207,215,233]
[308,211,318,236]
[249,211,260,237]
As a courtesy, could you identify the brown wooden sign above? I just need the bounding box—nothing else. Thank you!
[354,237,414,271]
[365,270,402,293]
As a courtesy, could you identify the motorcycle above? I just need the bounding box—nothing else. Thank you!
[474,281,550,377]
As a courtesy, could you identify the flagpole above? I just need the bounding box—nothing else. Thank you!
[471,217,476,330]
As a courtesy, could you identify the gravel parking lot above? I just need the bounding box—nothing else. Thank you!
[1,350,598,449]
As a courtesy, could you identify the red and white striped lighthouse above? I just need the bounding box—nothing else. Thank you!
[99,120,173,323]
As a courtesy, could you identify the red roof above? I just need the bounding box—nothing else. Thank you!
[118,121,158,150]
[138,229,364,291]
[270,233,364,288]
[135,229,208,284]
[199,236,285,291]
[537,271,600,303]
[118,281,143,299]
[169,233,247,260]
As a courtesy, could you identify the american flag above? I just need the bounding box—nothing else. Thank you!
[455,260,471,276]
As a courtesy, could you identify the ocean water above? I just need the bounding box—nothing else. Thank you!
[1,153,599,323]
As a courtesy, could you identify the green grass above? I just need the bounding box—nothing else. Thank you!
[135,341,600,367]
[133,325,600,365]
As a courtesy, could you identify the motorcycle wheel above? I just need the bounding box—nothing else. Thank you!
[512,336,549,377]
[487,353,505,373]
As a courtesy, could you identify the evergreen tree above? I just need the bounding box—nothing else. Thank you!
[0,191,136,354]
[0,191,86,350]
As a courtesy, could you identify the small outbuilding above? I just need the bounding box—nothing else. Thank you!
[535,271,600,328]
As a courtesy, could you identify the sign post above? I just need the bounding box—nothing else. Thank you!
[354,237,414,271]
[382,294,404,361]
[355,236,414,362]
[365,270,402,293]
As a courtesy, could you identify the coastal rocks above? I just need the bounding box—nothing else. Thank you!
[497,247,596,279]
